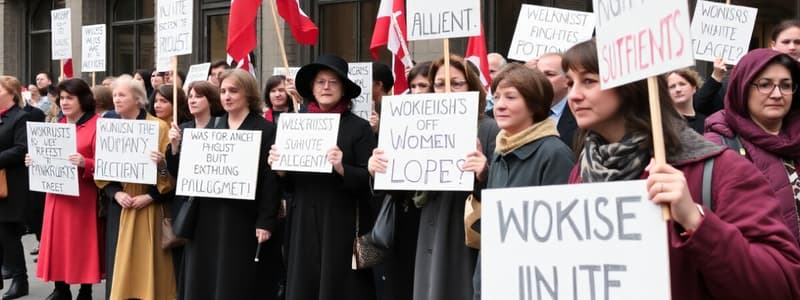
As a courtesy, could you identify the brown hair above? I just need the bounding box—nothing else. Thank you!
[263,75,295,111]
[219,69,263,113]
[92,85,114,111]
[491,64,553,124]
[152,84,192,124]
[562,39,684,157]
[429,55,487,118]
[0,76,22,107]
[771,19,800,42]
[666,68,703,88]
[187,80,225,117]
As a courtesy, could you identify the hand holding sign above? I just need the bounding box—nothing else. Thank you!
[367,148,388,177]
[461,139,487,182]
[327,146,344,176]
[645,160,704,231]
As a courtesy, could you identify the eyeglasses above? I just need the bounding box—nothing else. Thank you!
[314,79,340,87]
[752,80,797,95]
[433,80,468,90]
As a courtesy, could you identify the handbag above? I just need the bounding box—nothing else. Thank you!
[351,199,387,270]
[172,197,198,239]
[464,194,481,249]
[161,204,186,250]
[364,194,395,249]
[0,169,7,198]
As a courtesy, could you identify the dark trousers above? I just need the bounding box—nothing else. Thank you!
[0,222,27,280]
[25,191,45,241]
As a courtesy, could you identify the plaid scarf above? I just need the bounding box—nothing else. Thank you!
[580,132,649,183]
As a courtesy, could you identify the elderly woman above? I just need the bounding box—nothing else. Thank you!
[97,74,176,300]
[705,49,800,244]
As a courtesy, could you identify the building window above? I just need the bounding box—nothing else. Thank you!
[111,0,155,75]
[28,0,66,84]
[317,0,378,62]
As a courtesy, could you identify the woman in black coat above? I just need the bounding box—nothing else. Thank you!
[269,54,377,300]
[0,76,30,299]
[179,69,283,300]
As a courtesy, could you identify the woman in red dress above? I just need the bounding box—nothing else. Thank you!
[29,78,102,300]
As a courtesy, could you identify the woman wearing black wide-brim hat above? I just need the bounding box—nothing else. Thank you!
[269,54,378,300]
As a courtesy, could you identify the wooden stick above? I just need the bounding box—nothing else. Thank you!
[269,0,297,112]
[59,60,65,82]
[173,56,179,124]
[91,72,96,87]
[647,76,671,221]
[444,39,451,93]
[726,0,730,4]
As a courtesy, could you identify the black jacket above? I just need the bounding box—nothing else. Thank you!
[0,105,29,221]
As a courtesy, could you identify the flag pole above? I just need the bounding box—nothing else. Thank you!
[173,56,179,124]
[647,76,671,221]
[443,39,451,93]
[269,0,297,111]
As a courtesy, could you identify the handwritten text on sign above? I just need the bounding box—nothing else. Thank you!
[273,113,341,173]
[690,1,757,65]
[176,129,261,200]
[593,0,694,89]
[374,92,478,191]
[184,63,211,89]
[82,24,106,72]
[273,67,301,79]
[51,8,72,60]
[27,122,79,196]
[508,5,595,62]
[482,180,670,300]
[348,63,373,121]
[94,119,159,185]
[406,0,481,40]
[157,0,193,57]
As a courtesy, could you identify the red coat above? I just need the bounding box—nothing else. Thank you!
[36,113,104,283]
[569,149,800,300]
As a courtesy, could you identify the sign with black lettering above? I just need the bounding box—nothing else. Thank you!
[348,62,373,121]
[508,5,595,62]
[593,0,694,89]
[176,128,261,200]
[406,0,481,41]
[272,67,301,79]
[691,1,757,65]
[81,24,106,72]
[482,180,669,300]
[184,62,211,88]
[94,118,159,184]
[374,92,479,191]
[156,54,171,72]
[51,8,72,60]
[273,113,341,173]
[27,122,79,196]
[157,0,193,57]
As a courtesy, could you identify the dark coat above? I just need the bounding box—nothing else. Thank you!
[413,117,499,300]
[23,104,46,236]
[0,105,29,222]
[556,107,577,149]
[487,135,574,189]
[181,112,283,300]
[284,111,377,300]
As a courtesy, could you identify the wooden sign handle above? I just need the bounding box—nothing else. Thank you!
[173,56,179,124]
[92,72,96,87]
[647,76,671,221]
[443,39,451,93]
[59,60,65,82]
[269,0,298,112]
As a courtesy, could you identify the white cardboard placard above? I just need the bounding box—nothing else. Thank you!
[157,0,193,57]
[81,24,106,72]
[508,5,595,62]
[690,1,757,65]
[51,8,72,60]
[184,62,211,88]
[94,118,160,185]
[176,128,262,200]
[273,113,341,173]
[374,92,479,191]
[27,122,79,196]
[406,0,481,40]
[272,67,301,79]
[593,0,694,89]
[482,180,670,300]
[348,62,373,121]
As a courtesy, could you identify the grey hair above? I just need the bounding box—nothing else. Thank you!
[488,53,507,65]
[112,74,148,110]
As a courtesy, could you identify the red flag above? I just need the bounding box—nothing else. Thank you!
[63,58,74,79]
[276,0,318,45]
[465,25,491,91]
[227,0,262,69]
[370,0,411,95]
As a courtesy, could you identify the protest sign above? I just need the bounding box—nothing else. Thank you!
[184,62,211,88]
[406,0,481,40]
[157,0,193,57]
[690,1,757,65]
[348,62,373,121]
[374,92,478,191]
[94,118,160,185]
[156,54,171,72]
[51,8,72,60]
[176,128,261,200]
[22,91,31,102]
[273,113,341,173]
[593,0,694,89]
[508,5,595,62]
[27,122,79,196]
[482,180,670,300]
[81,24,106,72]
[272,67,301,79]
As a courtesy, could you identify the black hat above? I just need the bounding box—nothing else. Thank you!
[296,54,361,101]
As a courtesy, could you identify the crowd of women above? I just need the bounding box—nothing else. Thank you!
[0,18,796,300]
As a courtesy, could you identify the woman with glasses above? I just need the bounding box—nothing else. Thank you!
[705,49,800,244]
